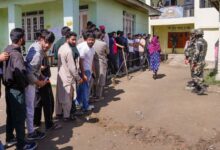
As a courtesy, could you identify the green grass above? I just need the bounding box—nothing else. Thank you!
[204,70,220,85]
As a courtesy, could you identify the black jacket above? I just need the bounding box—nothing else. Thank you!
[3,45,28,90]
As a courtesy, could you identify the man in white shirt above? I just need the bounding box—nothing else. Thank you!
[127,33,134,70]
[139,34,147,71]
[76,32,96,111]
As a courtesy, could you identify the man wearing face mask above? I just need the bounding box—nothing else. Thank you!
[25,30,55,141]
[56,31,83,121]
[3,28,37,150]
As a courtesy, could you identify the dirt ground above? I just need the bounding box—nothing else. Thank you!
[1,64,220,150]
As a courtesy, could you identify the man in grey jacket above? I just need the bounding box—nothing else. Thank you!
[25,30,55,141]
[93,30,109,100]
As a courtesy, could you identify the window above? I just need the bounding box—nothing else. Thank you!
[123,11,135,36]
[200,0,212,8]
[22,11,44,41]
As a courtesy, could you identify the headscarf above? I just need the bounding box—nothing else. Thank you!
[148,36,161,54]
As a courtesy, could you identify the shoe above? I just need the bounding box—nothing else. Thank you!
[23,141,38,150]
[197,87,207,95]
[46,123,62,132]
[153,74,156,80]
[74,110,85,116]
[191,88,199,93]
[63,116,76,122]
[5,138,17,148]
[86,105,95,111]
[185,86,195,90]
[34,122,41,128]
[96,96,104,101]
[27,130,46,141]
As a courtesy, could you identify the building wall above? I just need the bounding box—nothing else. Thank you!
[194,8,219,29]
[0,8,8,51]
[203,29,219,62]
[153,24,194,54]
[90,0,148,34]
[21,0,63,48]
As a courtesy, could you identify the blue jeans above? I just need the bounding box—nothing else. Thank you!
[75,70,91,110]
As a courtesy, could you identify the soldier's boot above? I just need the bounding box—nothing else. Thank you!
[197,85,207,95]
[186,81,196,90]
[191,84,200,93]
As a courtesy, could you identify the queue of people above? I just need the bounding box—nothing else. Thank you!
[0,20,163,150]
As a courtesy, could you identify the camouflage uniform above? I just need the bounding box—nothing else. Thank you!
[191,29,208,95]
[184,29,196,87]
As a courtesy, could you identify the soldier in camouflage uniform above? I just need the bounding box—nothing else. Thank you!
[184,29,197,89]
[191,29,208,95]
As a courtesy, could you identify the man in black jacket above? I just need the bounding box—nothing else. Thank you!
[3,28,37,150]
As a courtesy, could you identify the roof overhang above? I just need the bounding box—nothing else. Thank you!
[116,0,161,16]
[209,0,219,11]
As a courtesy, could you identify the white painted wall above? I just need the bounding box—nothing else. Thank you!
[194,8,219,29]
[150,17,194,26]
[204,29,219,62]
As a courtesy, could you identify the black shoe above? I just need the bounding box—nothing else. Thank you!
[23,141,38,150]
[27,130,46,141]
[63,116,77,122]
[153,74,157,80]
[191,88,199,93]
[5,138,17,148]
[197,88,207,95]
[46,123,62,132]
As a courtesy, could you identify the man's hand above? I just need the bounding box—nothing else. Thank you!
[82,75,87,82]
[184,59,189,65]
[36,80,48,88]
[79,79,84,84]
[0,52,9,62]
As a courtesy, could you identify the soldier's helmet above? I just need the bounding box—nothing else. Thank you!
[195,29,204,36]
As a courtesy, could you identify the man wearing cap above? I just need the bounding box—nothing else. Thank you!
[99,25,109,48]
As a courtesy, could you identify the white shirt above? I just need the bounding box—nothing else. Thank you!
[134,38,140,52]
[77,41,95,71]
[127,39,134,53]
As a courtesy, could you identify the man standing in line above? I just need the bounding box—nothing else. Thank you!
[76,32,96,111]
[3,28,37,150]
[93,30,109,100]
[56,31,83,121]
[139,34,147,71]
[53,26,70,61]
[25,30,55,140]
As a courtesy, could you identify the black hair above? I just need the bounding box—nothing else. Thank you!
[117,30,121,35]
[10,28,25,44]
[85,32,96,39]
[61,26,71,36]
[81,31,88,40]
[41,30,55,43]
[66,31,77,39]
[35,29,47,40]
[91,24,96,28]
[95,30,102,39]
[87,21,93,27]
